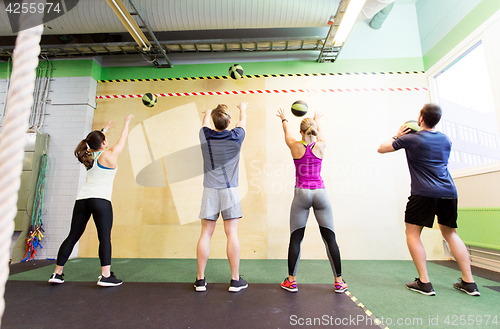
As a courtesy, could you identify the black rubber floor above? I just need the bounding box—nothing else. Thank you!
[3,281,381,329]
[431,260,500,282]
[8,259,55,275]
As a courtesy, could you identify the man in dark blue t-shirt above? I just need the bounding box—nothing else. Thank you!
[378,104,480,297]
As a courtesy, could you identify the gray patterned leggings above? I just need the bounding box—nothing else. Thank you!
[288,188,342,277]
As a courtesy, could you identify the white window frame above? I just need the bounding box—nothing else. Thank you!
[427,10,500,179]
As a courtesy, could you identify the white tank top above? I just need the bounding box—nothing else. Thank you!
[76,151,117,201]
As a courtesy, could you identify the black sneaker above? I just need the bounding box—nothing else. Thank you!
[406,278,435,296]
[48,273,64,284]
[454,278,480,296]
[194,278,207,292]
[229,276,248,292]
[97,272,123,287]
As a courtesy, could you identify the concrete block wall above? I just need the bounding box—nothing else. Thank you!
[0,79,8,122]
[36,76,97,260]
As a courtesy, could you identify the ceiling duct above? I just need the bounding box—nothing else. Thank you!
[0,0,340,36]
[369,1,395,29]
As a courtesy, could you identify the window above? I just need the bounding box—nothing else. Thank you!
[435,42,500,170]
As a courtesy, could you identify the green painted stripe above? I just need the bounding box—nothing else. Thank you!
[0,59,101,80]
[97,70,426,83]
[50,59,101,80]
[1,57,424,81]
[99,57,424,81]
[423,0,500,71]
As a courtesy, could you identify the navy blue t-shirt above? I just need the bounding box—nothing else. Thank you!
[392,130,457,198]
[199,127,245,188]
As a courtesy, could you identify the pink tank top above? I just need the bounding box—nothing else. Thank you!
[293,142,325,189]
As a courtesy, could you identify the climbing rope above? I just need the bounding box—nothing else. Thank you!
[0,2,44,322]
[22,154,48,262]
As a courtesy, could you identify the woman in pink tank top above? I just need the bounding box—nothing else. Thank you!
[276,108,347,294]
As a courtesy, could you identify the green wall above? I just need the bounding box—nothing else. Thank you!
[457,208,500,251]
[1,57,424,81]
[49,59,101,80]
[422,0,500,70]
[0,59,101,80]
[0,61,10,79]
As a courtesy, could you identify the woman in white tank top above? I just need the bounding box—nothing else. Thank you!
[49,114,134,287]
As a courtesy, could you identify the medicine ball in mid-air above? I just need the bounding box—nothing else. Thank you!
[142,93,157,107]
[402,120,420,133]
[291,100,308,117]
[229,64,244,79]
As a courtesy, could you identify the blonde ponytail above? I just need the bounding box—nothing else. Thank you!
[305,126,318,136]
[300,118,318,136]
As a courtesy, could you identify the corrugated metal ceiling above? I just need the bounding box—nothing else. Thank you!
[0,0,340,36]
[0,0,403,64]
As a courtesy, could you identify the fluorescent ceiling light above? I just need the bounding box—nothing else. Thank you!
[333,0,367,47]
[106,0,151,51]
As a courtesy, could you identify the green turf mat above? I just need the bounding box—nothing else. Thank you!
[342,260,500,329]
[9,258,336,283]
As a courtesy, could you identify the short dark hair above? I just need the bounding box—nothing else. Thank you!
[420,103,442,128]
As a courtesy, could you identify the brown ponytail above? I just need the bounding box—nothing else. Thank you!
[74,130,105,169]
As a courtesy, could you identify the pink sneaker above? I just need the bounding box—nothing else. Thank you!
[335,280,348,293]
[281,278,298,292]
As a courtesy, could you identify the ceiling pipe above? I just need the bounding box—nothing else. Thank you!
[105,0,151,50]
[317,0,395,63]
[369,1,395,29]
[356,0,395,22]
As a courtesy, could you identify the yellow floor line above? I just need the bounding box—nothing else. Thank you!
[345,290,390,329]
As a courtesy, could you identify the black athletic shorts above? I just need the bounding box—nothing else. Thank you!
[404,195,458,228]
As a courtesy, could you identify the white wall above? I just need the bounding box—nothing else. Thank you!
[416,0,481,55]
[264,73,441,260]
[340,3,423,59]
[35,77,97,260]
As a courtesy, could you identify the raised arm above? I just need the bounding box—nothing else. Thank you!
[236,102,248,129]
[202,109,212,128]
[102,120,113,134]
[378,124,411,153]
[107,114,134,156]
[313,111,326,144]
[276,108,297,149]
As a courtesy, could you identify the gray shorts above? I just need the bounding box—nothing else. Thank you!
[199,187,242,220]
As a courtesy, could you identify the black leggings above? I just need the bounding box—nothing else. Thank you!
[56,198,113,267]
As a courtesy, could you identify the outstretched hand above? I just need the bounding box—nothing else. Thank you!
[124,114,134,124]
[104,120,114,130]
[237,102,249,111]
[276,108,287,121]
[313,111,324,121]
